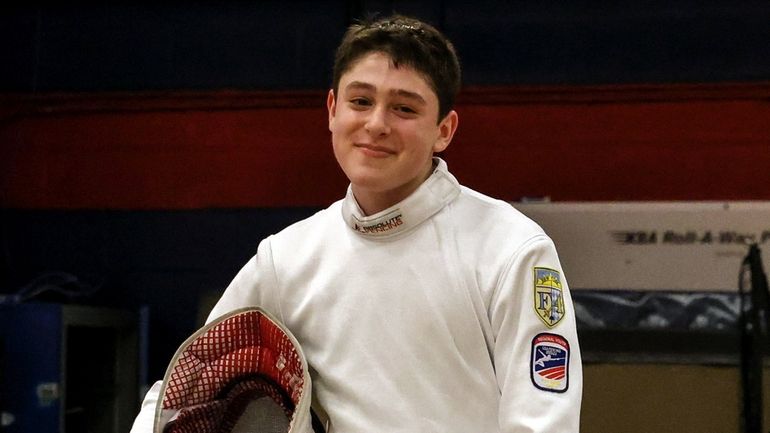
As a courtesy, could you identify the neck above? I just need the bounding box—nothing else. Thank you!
[353,160,435,216]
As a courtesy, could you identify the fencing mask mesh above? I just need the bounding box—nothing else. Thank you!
[153,307,314,433]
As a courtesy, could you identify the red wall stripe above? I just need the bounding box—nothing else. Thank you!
[2,83,770,209]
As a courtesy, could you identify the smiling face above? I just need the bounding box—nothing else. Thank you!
[328,52,459,215]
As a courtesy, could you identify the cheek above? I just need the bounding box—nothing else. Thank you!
[331,111,360,137]
[330,122,353,162]
[329,115,350,146]
[411,126,441,154]
[330,131,346,160]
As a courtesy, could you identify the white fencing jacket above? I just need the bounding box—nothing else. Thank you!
[131,158,582,433]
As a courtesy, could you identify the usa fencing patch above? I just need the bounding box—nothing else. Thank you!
[533,267,566,328]
[530,333,570,393]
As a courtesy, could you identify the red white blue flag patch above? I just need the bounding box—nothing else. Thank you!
[530,333,570,393]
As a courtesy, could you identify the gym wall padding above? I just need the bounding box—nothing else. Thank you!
[3,82,770,210]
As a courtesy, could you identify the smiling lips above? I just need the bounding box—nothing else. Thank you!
[355,143,396,158]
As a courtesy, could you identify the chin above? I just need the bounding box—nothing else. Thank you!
[346,171,386,190]
[350,168,401,192]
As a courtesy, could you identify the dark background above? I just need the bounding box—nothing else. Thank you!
[4,1,770,93]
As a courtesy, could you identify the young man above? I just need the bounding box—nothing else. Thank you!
[132,14,582,432]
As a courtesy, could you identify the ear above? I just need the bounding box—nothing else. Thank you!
[327,89,336,131]
[432,110,459,153]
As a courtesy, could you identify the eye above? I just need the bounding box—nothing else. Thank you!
[394,105,417,115]
[349,97,372,108]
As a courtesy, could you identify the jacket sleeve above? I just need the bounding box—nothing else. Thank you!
[206,237,283,324]
[491,235,583,432]
[128,237,281,433]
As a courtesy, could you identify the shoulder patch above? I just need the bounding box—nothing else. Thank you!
[530,333,570,393]
[533,267,566,328]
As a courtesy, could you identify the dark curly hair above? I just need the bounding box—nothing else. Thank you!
[332,14,461,122]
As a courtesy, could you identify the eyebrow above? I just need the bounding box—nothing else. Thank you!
[345,81,427,105]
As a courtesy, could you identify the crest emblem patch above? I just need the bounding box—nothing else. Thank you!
[530,333,570,393]
[533,267,565,328]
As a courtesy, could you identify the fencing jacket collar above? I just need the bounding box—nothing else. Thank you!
[341,157,461,239]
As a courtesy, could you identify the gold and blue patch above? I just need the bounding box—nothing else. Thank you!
[530,332,570,393]
[533,267,566,328]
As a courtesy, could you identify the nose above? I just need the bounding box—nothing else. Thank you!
[364,106,391,137]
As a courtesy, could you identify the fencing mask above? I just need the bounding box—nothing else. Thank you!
[153,307,314,433]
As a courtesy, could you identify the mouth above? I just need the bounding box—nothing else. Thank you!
[354,143,396,158]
